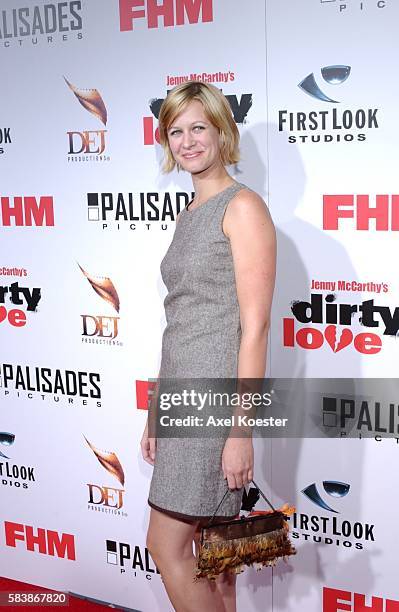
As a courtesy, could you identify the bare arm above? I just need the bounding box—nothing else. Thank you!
[221,189,277,488]
[228,190,276,376]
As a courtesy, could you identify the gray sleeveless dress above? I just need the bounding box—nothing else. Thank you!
[148,180,250,520]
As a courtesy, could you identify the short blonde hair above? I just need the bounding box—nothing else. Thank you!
[158,81,240,173]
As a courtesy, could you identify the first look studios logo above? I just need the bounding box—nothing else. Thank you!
[0,128,11,155]
[0,432,37,491]
[289,478,375,550]
[279,64,380,144]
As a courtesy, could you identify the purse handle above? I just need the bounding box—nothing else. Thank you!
[206,479,276,526]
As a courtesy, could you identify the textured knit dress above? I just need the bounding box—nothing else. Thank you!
[148,180,250,520]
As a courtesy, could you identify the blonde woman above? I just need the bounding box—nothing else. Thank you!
[141,81,276,612]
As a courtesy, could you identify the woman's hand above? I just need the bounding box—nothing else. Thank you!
[141,419,156,466]
[222,437,254,489]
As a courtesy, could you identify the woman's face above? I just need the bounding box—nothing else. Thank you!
[167,99,222,174]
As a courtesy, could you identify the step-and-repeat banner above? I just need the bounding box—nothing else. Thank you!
[1,1,398,610]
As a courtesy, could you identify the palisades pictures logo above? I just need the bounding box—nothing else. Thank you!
[320,0,388,13]
[0,281,41,329]
[106,538,160,581]
[119,0,213,31]
[78,263,122,346]
[0,2,83,49]
[322,395,399,438]
[65,77,110,162]
[85,437,127,517]
[289,479,375,550]
[87,191,192,231]
[323,194,399,231]
[4,521,76,560]
[283,292,398,354]
[0,196,55,227]
[279,64,380,144]
[144,89,252,145]
[0,363,102,407]
[323,587,399,612]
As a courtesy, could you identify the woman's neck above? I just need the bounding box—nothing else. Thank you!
[191,171,235,207]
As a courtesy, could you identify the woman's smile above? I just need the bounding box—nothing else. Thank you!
[182,151,203,159]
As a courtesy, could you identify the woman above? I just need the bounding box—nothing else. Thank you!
[141,81,276,611]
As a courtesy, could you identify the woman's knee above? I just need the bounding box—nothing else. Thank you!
[146,528,160,562]
[146,510,198,565]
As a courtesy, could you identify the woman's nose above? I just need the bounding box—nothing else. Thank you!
[182,131,195,148]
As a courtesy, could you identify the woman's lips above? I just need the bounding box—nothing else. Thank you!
[182,152,203,159]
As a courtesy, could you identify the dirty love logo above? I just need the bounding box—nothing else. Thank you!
[283,293,398,355]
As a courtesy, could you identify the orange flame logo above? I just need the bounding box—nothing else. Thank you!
[78,263,120,312]
[64,77,107,126]
[84,436,125,486]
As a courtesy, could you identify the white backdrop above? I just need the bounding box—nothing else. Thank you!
[1,1,398,610]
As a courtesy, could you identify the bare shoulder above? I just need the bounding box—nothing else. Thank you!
[223,187,274,239]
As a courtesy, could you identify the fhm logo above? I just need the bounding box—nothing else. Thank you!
[323,587,399,612]
[302,480,350,513]
[119,0,213,30]
[0,196,54,227]
[323,194,399,231]
[136,379,157,410]
[299,65,350,103]
[4,521,76,560]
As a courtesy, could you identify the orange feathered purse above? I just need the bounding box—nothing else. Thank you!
[195,480,296,580]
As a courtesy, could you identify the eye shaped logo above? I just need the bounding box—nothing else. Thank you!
[302,480,350,513]
[0,431,15,459]
[298,65,351,103]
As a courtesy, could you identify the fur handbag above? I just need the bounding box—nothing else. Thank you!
[195,480,296,580]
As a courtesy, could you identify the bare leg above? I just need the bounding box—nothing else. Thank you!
[194,526,237,612]
[147,508,225,612]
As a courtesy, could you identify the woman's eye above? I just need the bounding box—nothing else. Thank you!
[170,130,181,136]
[193,126,204,132]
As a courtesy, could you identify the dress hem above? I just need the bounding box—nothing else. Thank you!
[148,499,240,523]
